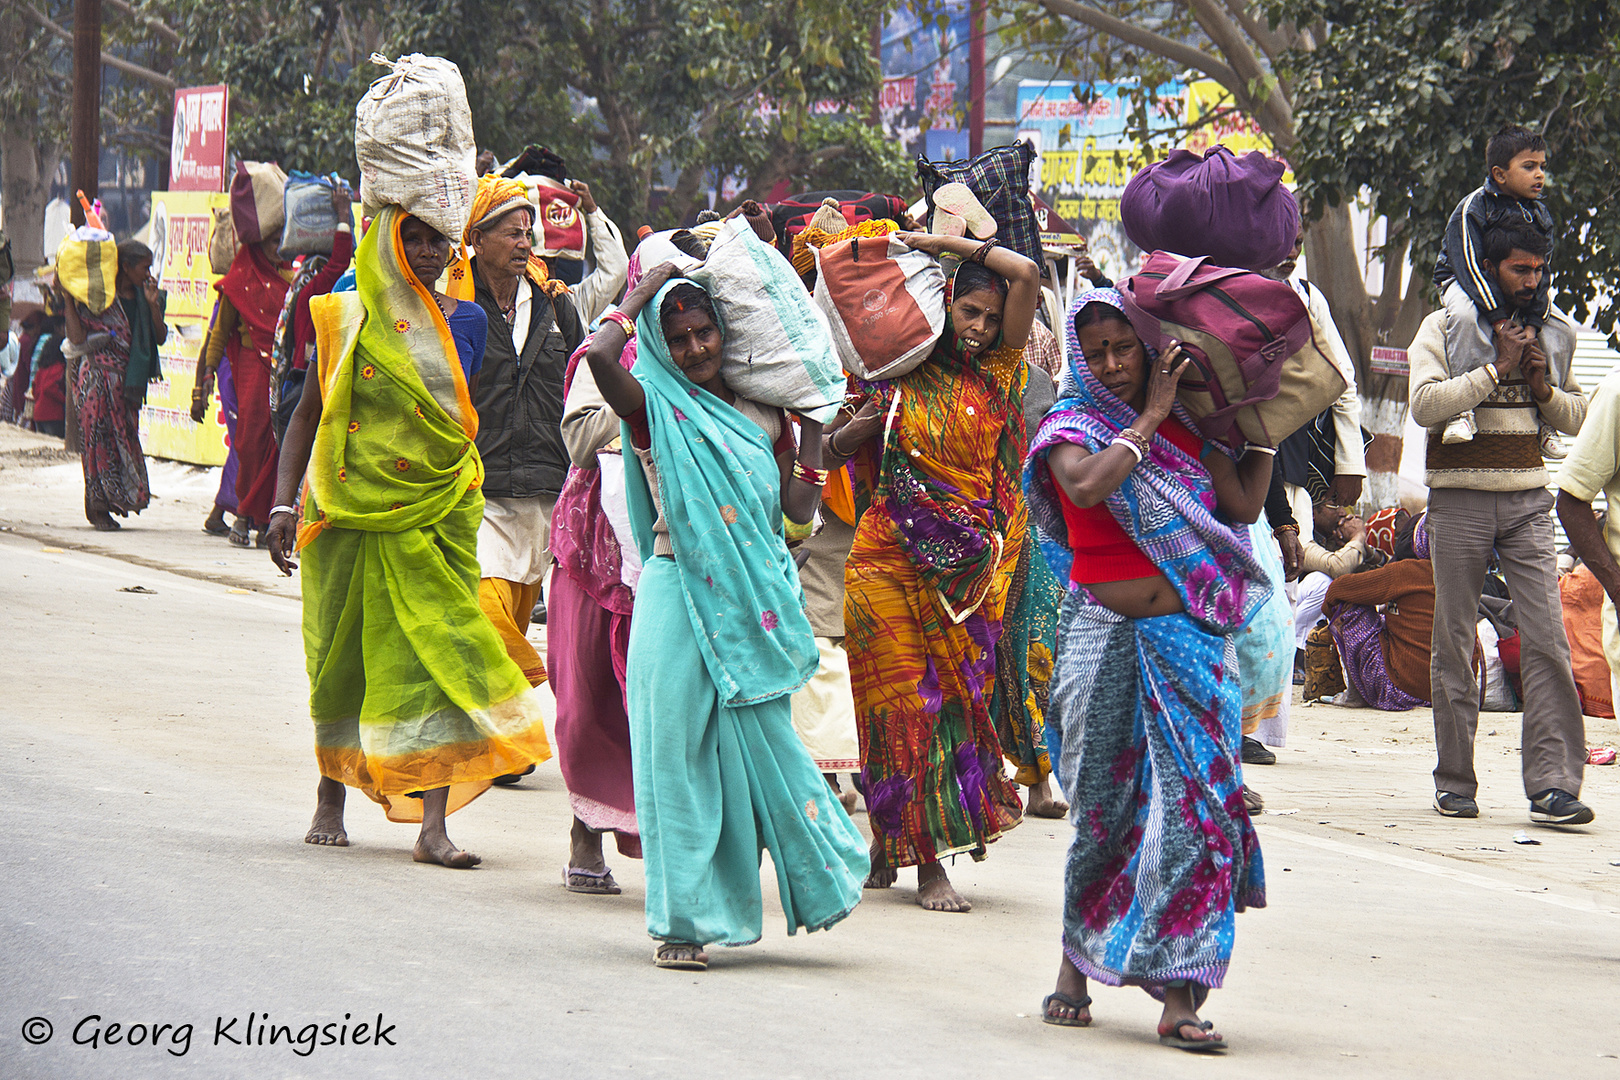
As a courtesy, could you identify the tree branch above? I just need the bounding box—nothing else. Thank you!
[1034,0,1244,100]
[21,4,177,92]
[103,0,181,47]
[1182,0,1293,143]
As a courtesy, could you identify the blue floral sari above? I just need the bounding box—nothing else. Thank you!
[1025,287,1266,991]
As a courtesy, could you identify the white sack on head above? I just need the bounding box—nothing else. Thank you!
[690,218,844,423]
[354,53,477,243]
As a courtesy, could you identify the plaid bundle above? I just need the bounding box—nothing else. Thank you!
[917,141,1041,267]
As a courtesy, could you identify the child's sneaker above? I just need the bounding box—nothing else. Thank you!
[1539,423,1568,460]
[1442,410,1477,445]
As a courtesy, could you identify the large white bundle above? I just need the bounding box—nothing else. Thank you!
[690,218,843,424]
[354,53,476,243]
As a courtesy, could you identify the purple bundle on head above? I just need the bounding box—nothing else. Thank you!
[1121,146,1300,271]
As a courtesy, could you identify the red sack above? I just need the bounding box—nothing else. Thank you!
[769,191,908,259]
[1496,630,1524,702]
[530,174,586,260]
[1120,251,1345,447]
[812,233,946,381]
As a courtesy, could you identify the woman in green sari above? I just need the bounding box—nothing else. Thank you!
[583,261,869,970]
[266,206,552,868]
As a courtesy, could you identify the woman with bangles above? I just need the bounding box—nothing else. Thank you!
[1024,287,1271,1051]
[833,232,1046,913]
[581,260,867,971]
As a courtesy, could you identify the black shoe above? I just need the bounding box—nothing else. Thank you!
[1434,791,1479,818]
[530,600,547,625]
[1529,788,1594,826]
[1241,736,1276,766]
[1242,785,1264,814]
[492,764,537,787]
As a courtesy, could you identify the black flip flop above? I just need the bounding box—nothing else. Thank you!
[1159,1018,1227,1053]
[1041,991,1093,1027]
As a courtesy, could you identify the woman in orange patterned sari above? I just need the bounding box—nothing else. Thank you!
[838,235,1042,912]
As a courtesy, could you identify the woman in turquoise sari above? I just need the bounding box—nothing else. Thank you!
[582,262,868,971]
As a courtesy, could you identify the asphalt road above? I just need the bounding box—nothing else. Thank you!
[3,436,1620,1079]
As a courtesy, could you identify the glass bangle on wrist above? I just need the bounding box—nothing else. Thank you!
[269,504,297,518]
[791,461,830,487]
[603,309,636,338]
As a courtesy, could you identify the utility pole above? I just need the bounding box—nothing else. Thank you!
[70,0,102,227]
[968,0,985,157]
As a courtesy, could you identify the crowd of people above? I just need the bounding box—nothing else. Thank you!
[5,93,1615,1054]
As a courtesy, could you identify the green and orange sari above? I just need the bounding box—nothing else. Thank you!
[296,206,551,822]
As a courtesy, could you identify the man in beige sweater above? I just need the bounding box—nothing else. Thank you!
[1409,222,1591,826]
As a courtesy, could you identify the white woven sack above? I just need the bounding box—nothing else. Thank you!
[354,53,477,243]
[689,218,844,423]
[812,233,946,381]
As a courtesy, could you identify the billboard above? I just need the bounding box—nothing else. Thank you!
[141,190,230,465]
[880,1,974,162]
[169,86,229,193]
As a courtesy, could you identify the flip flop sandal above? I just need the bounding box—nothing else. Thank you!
[1159,1019,1227,1053]
[493,764,537,786]
[228,525,252,547]
[563,866,621,895]
[931,182,997,239]
[1040,991,1093,1027]
[203,520,231,536]
[653,944,707,971]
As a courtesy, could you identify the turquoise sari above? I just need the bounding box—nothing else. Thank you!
[623,279,868,946]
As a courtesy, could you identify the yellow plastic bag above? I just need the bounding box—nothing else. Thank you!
[56,231,119,314]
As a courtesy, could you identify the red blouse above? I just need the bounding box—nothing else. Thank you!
[1059,415,1203,584]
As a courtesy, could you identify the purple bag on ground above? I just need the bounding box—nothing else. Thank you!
[1121,146,1299,271]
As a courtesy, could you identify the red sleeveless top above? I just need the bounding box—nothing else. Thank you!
[1058,415,1203,584]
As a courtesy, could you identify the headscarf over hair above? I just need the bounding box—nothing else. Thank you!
[447,174,569,302]
[620,278,818,706]
[1411,510,1431,560]
[1024,287,1269,634]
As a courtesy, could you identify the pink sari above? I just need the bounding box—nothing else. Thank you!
[547,335,641,857]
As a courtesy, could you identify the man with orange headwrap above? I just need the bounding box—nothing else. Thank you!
[459,174,585,697]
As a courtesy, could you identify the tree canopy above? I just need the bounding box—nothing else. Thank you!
[155,0,909,228]
[1271,0,1620,340]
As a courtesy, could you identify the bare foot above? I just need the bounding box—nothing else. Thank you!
[1157,984,1225,1052]
[1043,953,1092,1025]
[654,942,709,970]
[825,772,859,815]
[304,776,349,846]
[1026,777,1070,819]
[863,839,896,889]
[916,861,971,912]
[412,787,480,868]
[413,832,482,868]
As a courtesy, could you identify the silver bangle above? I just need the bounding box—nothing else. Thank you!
[1246,446,1277,456]
[269,504,297,518]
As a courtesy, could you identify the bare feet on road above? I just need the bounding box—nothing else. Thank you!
[304,776,348,846]
[916,861,971,912]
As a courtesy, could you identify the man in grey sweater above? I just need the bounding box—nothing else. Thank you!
[1408,222,1591,826]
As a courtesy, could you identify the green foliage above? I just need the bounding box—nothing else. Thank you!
[152,0,905,228]
[1270,0,1620,336]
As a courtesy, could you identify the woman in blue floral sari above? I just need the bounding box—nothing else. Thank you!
[1024,288,1271,1052]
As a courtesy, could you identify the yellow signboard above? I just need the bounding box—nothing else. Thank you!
[1182,79,1293,184]
[140,190,229,466]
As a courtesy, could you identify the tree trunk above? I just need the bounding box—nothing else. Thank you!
[1,126,55,277]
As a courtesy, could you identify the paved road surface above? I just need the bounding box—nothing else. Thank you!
[3,432,1619,1078]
